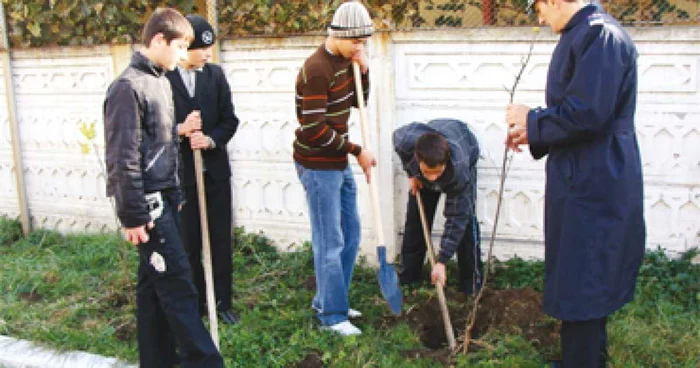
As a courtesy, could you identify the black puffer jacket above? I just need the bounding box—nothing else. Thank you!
[104,52,181,228]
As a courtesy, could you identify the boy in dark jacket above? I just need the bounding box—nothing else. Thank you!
[104,8,223,367]
[393,119,482,295]
[167,14,240,325]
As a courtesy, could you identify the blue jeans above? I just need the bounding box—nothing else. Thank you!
[295,163,361,326]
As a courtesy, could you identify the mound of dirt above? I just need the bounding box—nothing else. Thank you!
[388,287,559,363]
[473,287,559,348]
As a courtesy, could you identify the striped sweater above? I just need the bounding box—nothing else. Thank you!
[293,44,370,170]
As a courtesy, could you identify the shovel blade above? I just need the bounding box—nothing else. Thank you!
[377,246,402,315]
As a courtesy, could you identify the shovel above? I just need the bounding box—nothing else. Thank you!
[352,62,402,316]
[193,146,219,350]
[416,191,456,349]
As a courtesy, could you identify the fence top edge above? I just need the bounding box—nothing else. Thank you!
[5,26,700,54]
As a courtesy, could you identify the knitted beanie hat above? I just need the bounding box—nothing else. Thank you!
[327,1,374,39]
[186,14,216,50]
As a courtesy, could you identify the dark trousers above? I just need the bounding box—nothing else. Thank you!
[399,188,483,294]
[137,190,223,368]
[560,317,608,368]
[181,176,233,312]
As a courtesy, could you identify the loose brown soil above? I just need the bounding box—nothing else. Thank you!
[18,291,42,302]
[297,351,324,368]
[303,276,316,291]
[389,286,560,364]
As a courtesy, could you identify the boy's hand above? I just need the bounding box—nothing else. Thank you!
[351,50,369,74]
[505,104,530,151]
[408,176,423,196]
[178,110,202,137]
[431,262,446,287]
[189,131,213,150]
[125,221,154,246]
[356,149,376,183]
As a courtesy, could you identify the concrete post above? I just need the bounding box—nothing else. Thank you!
[0,3,30,235]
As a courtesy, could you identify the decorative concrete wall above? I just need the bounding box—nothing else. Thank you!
[1,27,698,263]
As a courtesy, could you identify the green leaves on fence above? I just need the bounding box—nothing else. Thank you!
[1,0,195,47]
[1,0,697,48]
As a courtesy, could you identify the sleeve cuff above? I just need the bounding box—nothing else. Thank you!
[119,213,151,228]
[351,144,362,156]
[526,107,541,146]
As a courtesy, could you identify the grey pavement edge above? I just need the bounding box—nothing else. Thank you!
[0,335,135,368]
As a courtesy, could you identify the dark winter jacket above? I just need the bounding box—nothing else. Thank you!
[104,52,181,228]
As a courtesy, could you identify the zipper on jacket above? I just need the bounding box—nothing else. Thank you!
[145,146,166,172]
[157,77,181,188]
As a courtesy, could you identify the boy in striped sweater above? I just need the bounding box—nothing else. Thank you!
[293,1,376,336]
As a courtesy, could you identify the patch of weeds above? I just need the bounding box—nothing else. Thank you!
[17,229,65,249]
[0,229,138,360]
[489,256,545,291]
[1,226,699,367]
[233,226,279,263]
[635,247,700,311]
[457,331,545,367]
[0,215,22,246]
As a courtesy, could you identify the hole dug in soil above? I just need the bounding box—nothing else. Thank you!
[399,287,559,364]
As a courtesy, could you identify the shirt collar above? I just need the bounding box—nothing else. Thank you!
[178,65,203,73]
[562,3,598,32]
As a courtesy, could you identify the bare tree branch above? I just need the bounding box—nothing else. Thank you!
[463,39,536,354]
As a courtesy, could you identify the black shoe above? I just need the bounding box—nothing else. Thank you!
[218,310,240,325]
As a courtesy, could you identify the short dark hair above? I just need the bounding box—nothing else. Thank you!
[415,132,450,167]
[141,8,194,47]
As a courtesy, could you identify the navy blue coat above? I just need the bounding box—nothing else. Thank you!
[526,4,646,321]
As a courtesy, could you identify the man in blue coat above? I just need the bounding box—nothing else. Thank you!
[505,0,646,366]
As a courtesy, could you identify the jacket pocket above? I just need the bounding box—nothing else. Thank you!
[548,150,574,186]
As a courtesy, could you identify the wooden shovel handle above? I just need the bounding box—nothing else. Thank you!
[416,191,456,349]
[193,149,219,350]
[352,62,385,246]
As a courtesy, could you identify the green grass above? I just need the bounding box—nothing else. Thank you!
[1,215,699,367]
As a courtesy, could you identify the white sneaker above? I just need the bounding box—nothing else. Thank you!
[323,321,362,336]
[348,308,362,319]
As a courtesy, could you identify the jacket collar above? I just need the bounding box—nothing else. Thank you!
[562,3,598,32]
[130,51,166,77]
[168,69,190,98]
[167,65,209,106]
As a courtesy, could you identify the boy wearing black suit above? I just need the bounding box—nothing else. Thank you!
[166,14,240,325]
